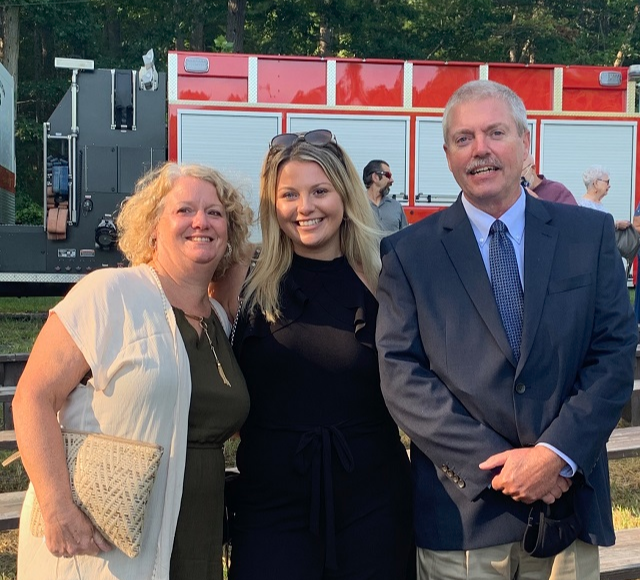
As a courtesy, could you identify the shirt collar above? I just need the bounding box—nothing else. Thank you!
[461,189,526,247]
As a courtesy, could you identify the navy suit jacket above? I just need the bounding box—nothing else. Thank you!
[376,194,637,550]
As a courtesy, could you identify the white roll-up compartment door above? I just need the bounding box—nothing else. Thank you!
[416,118,458,205]
[178,110,282,241]
[540,120,636,220]
[287,114,410,203]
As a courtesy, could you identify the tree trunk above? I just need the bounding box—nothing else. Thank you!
[190,0,204,51]
[508,7,518,63]
[32,21,41,85]
[173,0,185,50]
[191,20,204,51]
[614,4,639,66]
[318,7,333,57]
[1,5,19,128]
[319,23,333,56]
[1,5,19,78]
[40,25,55,78]
[105,4,122,60]
[226,0,246,53]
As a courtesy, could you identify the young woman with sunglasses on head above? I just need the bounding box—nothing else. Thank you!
[211,130,413,579]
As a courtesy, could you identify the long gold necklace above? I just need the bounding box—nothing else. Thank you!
[184,312,232,388]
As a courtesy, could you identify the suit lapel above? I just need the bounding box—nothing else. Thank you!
[518,198,557,372]
[441,197,517,366]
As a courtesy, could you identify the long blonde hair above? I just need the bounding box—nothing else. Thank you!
[117,162,253,278]
[243,135,382,322]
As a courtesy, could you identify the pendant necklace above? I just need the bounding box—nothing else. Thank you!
[184,312,232,387]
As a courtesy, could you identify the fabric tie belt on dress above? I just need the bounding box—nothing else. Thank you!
[293,425,355,570]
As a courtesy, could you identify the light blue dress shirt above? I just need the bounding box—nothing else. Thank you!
[461,191,576,477]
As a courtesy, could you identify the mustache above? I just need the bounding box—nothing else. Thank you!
[466,158,503,173]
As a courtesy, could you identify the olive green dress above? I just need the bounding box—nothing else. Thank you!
[170,308,250,580]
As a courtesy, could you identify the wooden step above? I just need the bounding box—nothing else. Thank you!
[0,386,16,403]
[607,426,640,460]
[0,490,25,531]
[600,527,640,580]
[0,430,16,450]
[621,379,640,426]
[0,354,28,388]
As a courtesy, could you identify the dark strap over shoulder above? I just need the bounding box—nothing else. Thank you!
[230,246,261,345]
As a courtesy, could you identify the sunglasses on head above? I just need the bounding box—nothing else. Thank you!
[269,129,337,150]
[376,171,392,179]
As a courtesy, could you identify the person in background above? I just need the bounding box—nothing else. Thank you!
[376,80,636,580]
[363,159,408,232]
[12,163,252,580]
[632,204,640,325]
[579,166,631,230]
[520,154,577,205]
[213,130,413,580]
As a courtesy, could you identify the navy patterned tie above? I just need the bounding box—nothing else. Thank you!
[489,220,524,361]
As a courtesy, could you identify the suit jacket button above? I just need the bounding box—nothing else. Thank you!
[515,383,526,394]
[452,475,460,483]
[457,479,466,488]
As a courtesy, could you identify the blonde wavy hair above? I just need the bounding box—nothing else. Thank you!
[117,162,253,278]
[243,135,382,322]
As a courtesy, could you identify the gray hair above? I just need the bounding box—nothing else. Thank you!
[442,80,528,144]
[582,165,609,189]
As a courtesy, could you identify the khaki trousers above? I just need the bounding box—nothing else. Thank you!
[417,540,599,580]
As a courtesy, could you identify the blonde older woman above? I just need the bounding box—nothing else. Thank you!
[213,130,413,580]
[13,163,252,580]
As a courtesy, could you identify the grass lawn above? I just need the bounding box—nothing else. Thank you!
[0,297,59,353]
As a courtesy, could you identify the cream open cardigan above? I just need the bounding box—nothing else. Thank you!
[17,264,205,580]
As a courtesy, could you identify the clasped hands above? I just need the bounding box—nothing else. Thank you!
[44,502,112,559]
[479,446,572,505]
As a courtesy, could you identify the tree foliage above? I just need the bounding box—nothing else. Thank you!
[2,0,640,215]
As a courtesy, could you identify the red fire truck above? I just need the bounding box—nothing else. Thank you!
[0,61,15,226]
[1,50,638,294]
[168,51,640,228]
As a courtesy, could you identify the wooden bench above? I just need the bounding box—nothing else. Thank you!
[0,386,16,431]
[607,426,640,460]
[600,527,640,580]
[0,430,16,450]
[621,379,640,427]
[0,354,28,387]
[0,490,25,532]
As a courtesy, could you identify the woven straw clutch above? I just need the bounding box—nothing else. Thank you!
[29,430,163,558]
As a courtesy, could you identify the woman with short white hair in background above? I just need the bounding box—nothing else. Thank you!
[579,165,631,230]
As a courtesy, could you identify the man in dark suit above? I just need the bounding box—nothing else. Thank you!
[376,80,637,579]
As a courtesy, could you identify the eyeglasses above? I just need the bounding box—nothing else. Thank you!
[269,129,336,149]
[376,171,392,179]
[597,178,610,185]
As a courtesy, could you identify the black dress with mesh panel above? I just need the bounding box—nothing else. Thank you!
[229,253,413,580]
